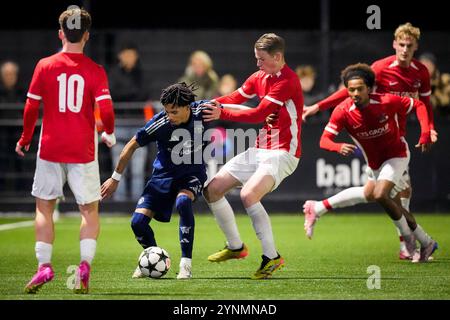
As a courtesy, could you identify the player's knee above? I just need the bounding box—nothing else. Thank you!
[364,192,375,202]
[202,186,211,202]
[240,189,257,208]
[372,189,389,203]
[176,195,192,215]
[203,184,221,203]
[80,212,99,226]
[364,187,375,202]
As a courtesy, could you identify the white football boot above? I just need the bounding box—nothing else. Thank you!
[176,258,192,280]
[132,266,146,279]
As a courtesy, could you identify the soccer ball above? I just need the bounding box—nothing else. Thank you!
[138,246,171,278]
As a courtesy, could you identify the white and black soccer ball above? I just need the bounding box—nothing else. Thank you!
[138,246,171,278]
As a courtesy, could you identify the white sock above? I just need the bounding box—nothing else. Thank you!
[35,241,53,267]
[246,202,277,259]
[398,198,411,251]
[80,239,97,265]
[413,225,432,246]
[400,197,410,212]
[313,201,327,216]
[180,257,192,268]
[395,227,407,251]
[314,187,367,216]
[207,197,242,250]
[393,215,412,236]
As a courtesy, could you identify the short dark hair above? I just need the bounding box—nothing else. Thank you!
[160,82,197,107]
[254,33,285,56]
[118,42,139,53]
[341,63,375,88]
[59,8,92,43]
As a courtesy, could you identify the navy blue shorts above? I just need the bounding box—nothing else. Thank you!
[135,173,206,222]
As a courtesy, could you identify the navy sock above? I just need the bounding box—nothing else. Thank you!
[176,195,195,259]
[130,212,156,249]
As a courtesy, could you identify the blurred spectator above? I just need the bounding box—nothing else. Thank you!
[207,74,239,181]
[0,61,25,103]
[295,65,326,106]
[179,50,219,99]
[109,44,148,103]
[217,74,238,96]
[0,61,25,191]
[419,52,450,116]
[108,44,150,201]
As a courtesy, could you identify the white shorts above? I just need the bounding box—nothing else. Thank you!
[32,157,101,205]
[366,156,410,198]
[220,147,299,192]
[401,168,411,188]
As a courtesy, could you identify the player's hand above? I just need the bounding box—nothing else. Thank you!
[15,142,30,157]
[95,119,104,133]
[430,129,438,143]
[100,178,119,200]
[266,113,278,127]
[415,142,432,153]
[101,132,116,148]
[202,101,222,122]
[339,143,357,156]
[416,131,432,152]
[302,104,319,122]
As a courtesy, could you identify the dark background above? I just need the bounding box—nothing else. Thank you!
[2,0,449,30]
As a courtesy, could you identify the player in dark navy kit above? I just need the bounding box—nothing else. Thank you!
[101,82,209,279]
[101,82,250,279]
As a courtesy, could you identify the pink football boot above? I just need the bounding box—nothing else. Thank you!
[24,263,55,294]
[303,200,319,239]
[74,260,91,294]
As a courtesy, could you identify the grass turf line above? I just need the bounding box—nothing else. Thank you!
[0,213,449,300]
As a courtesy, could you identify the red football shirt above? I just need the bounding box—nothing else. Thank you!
[318,55,433,134]
[216,64,304,158]
[371,55,431,99]
[323,93,429,170]
[25,52,113,163]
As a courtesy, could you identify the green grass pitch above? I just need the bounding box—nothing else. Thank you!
[0,213,449,300]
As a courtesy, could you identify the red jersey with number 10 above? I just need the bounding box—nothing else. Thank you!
[26,52,112,163]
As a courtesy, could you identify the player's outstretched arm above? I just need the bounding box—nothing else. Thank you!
[302,104,319,121]
[101,137,140,199]
[203,99,278,124]
[303,88,350,122]
[222,103,251,111]
[202,101,251,121]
